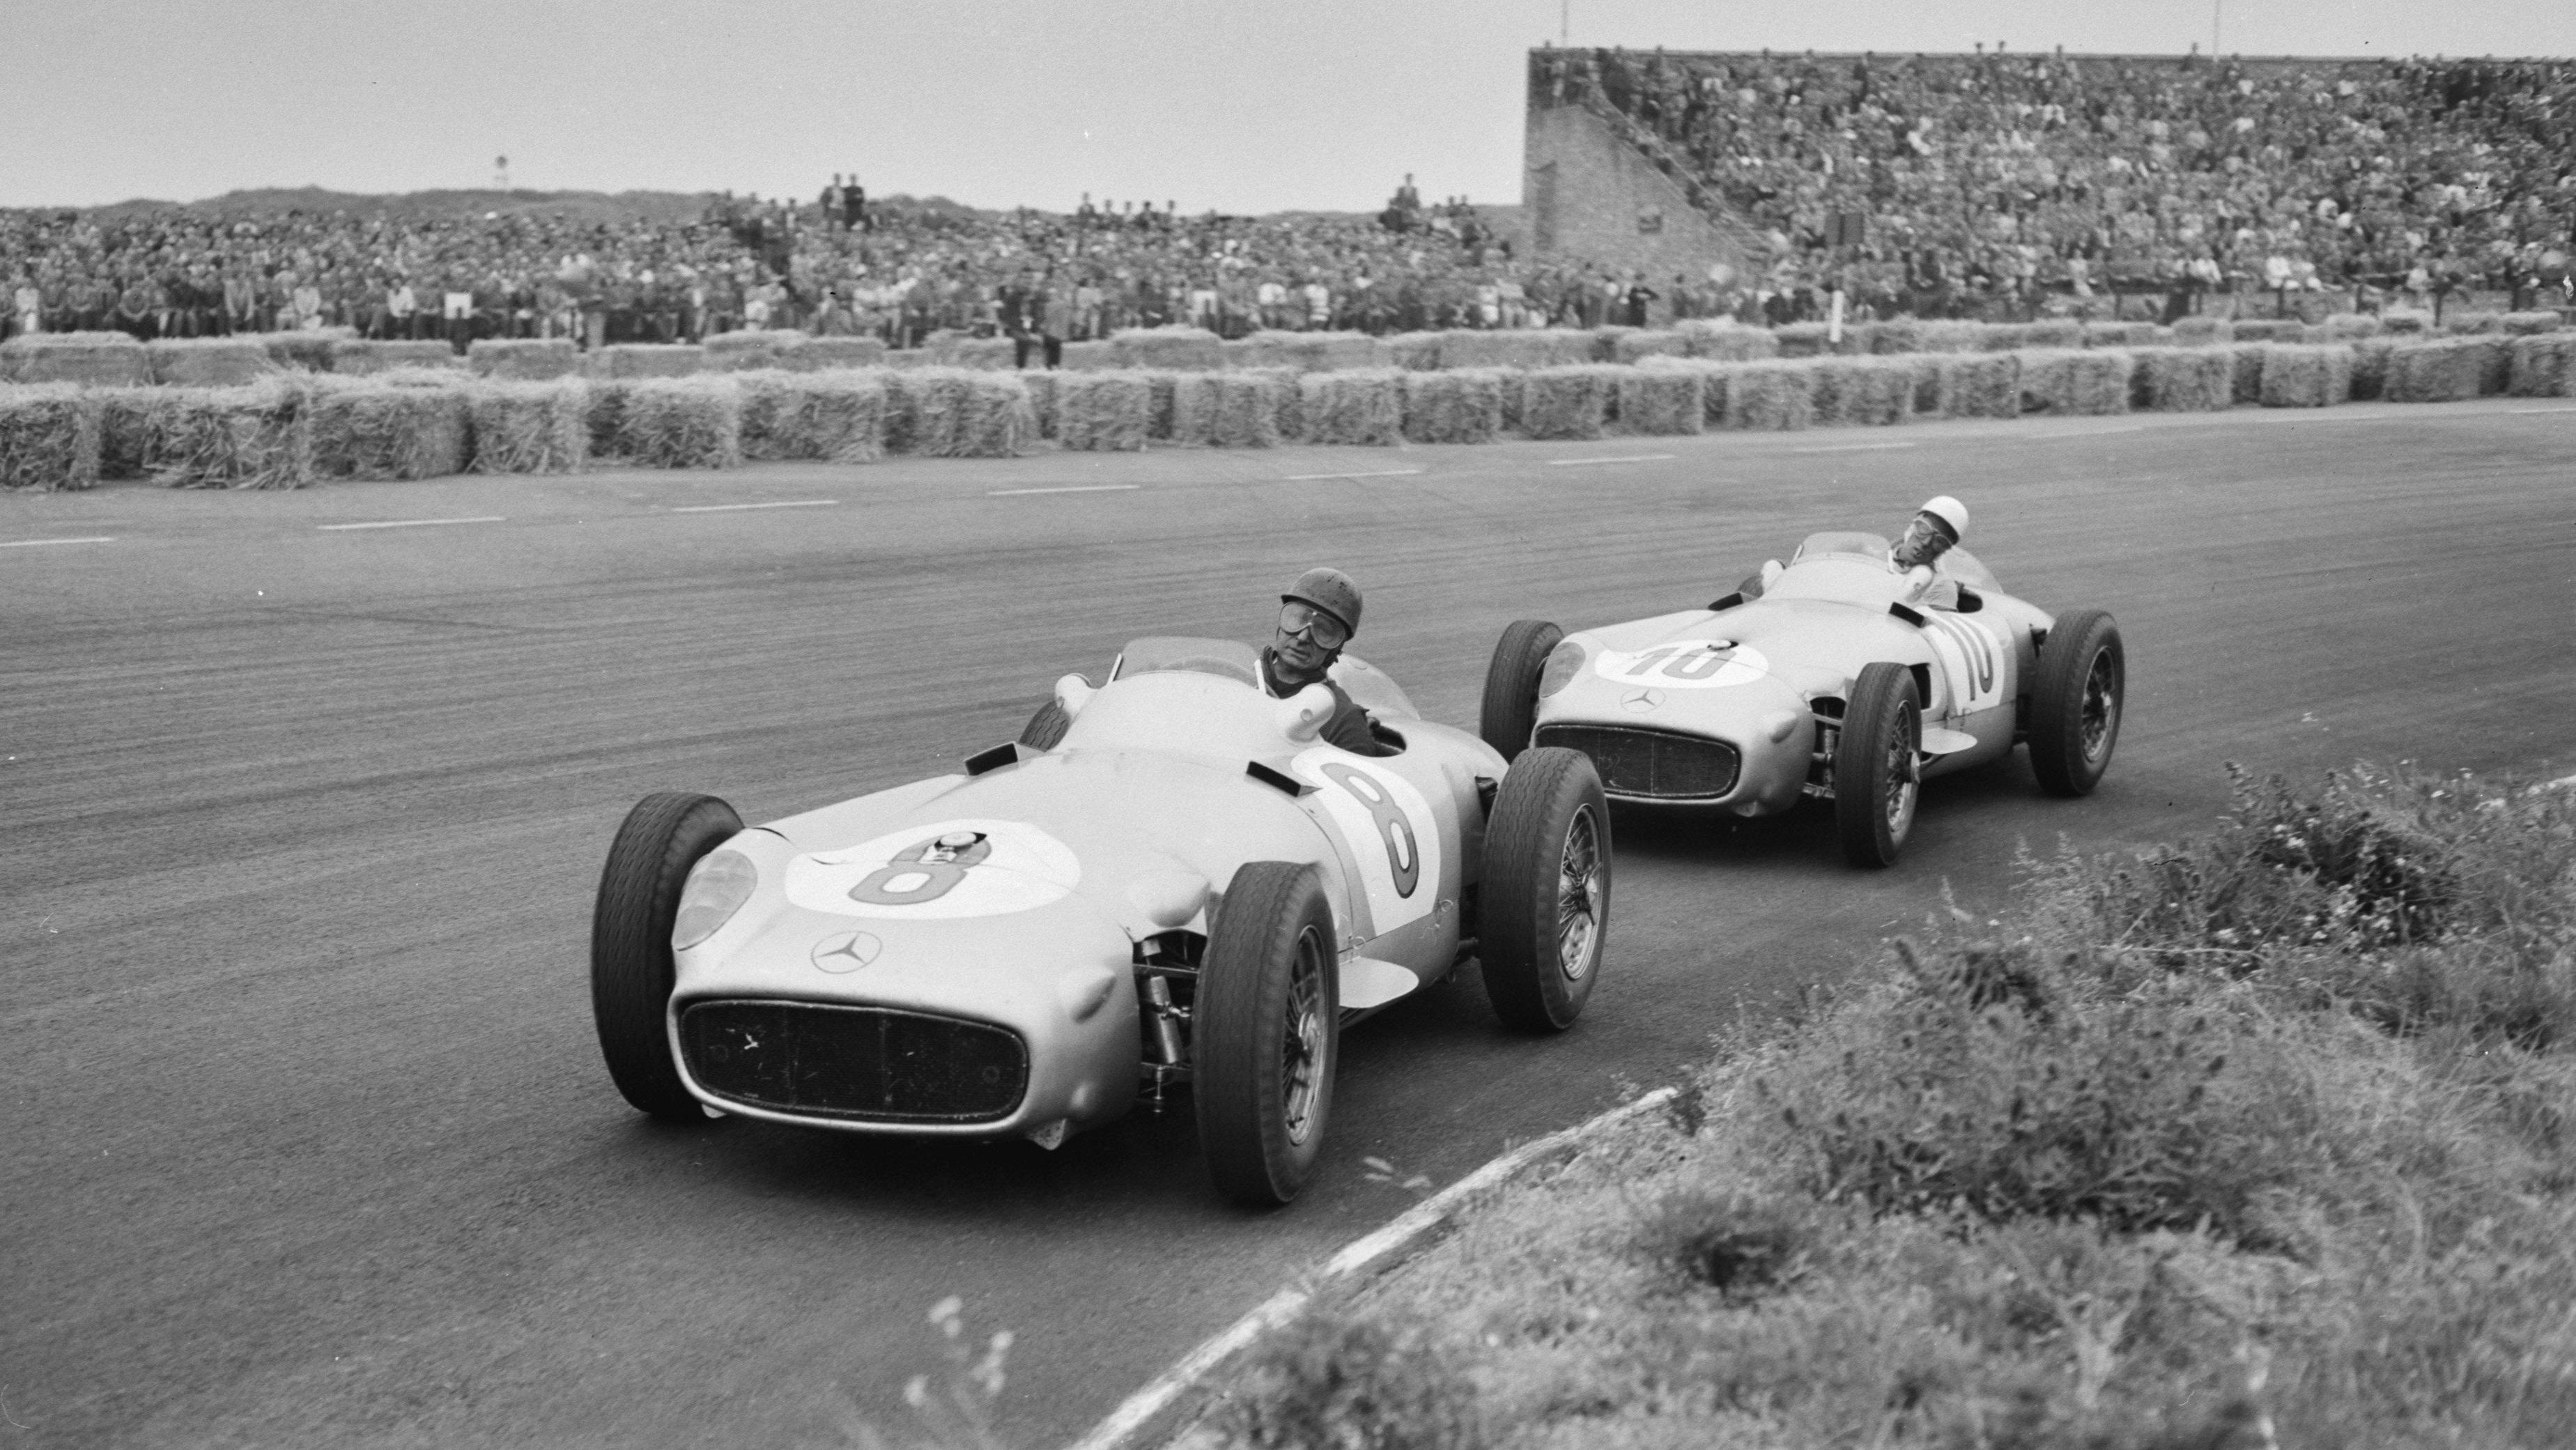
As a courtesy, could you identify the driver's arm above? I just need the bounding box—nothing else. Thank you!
[1320,699,1396,757]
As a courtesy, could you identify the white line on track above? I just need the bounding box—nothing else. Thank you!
[2513,406,2576,414]
[0,535,114,548]
[669,499,839,513]
[1546,454,1673,467]
[1791,440,1918,454]
[1282,468,1423,481]
[986,484,1141,496]
[316,516,504,531]
[1067,1086,1679,1450]
[2007,424,2147,438]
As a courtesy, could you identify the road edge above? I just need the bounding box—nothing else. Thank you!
[1063,1084,1680,1450]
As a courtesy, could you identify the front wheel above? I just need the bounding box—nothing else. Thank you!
[1479,747,1610,1032]
[2028,609,2124,797]
[1479,619,1562,763]
[592,791,743,1120]
[1194,862,1339,1207]
[1835,663,1921,868]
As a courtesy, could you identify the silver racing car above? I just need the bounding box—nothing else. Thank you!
[590,638,1610,1206]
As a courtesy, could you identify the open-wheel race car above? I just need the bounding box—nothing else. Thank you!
[590,638,1610,1206]
[1479,532,2123,867]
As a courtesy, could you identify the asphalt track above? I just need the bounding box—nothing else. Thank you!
[6,396,2573,1449]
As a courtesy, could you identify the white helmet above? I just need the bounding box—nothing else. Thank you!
[1918,495,1969,544]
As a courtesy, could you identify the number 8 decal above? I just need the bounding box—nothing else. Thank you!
[848,833,989,906]
[1319,763,1419,898]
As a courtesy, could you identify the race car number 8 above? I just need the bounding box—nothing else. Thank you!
[848,834,991,906]
[1319,763,1419,898]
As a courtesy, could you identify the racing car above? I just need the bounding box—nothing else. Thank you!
[1479,532,2122,867]
[590,638,1610,1207]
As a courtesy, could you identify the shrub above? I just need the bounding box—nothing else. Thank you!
[310,380,470,480]
[2384,338,2490,403]
[1808,357,1913,427]
[884,368,1033,457]
[1678,319,1780,361]
[330,340,462,376]
[149,380,315,489]
[2507,334,2576,398]
[1520,364,1621,440]
[1054,372,1150,452]
[1616,367,1704,435]
[1,333,152,385]
[467,378,587,473]
[2016,348,2131,415]
[1216,1308,1481,1450]
[617,377,742,468]
[1400,369,1504,445]
[1109,325,1222,371]
[2128,347,2233,412]
[2258,345,2352,408]
[146,339,273,387]
[1299,370,1401,446]
[468,337,580,380]
[0,385,102,491]
[1719,361,1815,431]
[601,344,705,378]
[2167,316,2232,347]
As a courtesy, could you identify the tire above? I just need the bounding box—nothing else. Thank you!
[1194,862,1339,1208]
[1835,663,1922,868]
[1479,746,1610,1033]
[1479,619,1563,762]
[591,791,742,1122]
[2028,609,2124,797]
[1019,699,1070,750]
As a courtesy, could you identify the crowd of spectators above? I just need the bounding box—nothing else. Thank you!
[1534,47,2576,320]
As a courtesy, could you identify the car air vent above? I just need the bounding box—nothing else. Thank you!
[1534,724,1740,801]
[680,1001,1028,1123]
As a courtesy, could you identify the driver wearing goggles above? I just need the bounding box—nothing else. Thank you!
[1260,567,1394,757]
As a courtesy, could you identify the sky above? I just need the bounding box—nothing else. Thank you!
[7,0,2571,213]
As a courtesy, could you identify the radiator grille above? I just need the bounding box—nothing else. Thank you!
[1536,724,1742,801]
[679,1001,1028,1123]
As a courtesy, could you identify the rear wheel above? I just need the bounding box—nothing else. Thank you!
[1479,747,1610,1033]
[1479,619,1563,762]
[2028,610,2124,797]
[1194,862,1339,1207]
[592,792,742,1121]
[1835,663,1921,868]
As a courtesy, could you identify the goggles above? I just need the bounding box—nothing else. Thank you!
[1277,600,1350,649]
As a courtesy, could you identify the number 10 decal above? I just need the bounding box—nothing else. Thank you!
[1319,762,1419,897]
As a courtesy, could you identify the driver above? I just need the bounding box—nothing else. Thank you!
[1260,568,1395,757]
[1890,495,1970,609]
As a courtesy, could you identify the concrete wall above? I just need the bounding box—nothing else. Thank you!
[1523,104,1750,284]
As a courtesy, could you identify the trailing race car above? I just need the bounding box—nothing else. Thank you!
[591,638,1610,1207]
[1479,532,2123,867]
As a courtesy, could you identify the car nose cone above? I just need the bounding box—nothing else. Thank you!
[810,930,883,973]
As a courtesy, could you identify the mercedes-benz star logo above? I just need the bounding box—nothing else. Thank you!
[1621,688,1665,712]
[810,930,883,973]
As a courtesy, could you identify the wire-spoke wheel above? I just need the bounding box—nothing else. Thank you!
[2030,608,2124,797]
[1195,861,1340,1207]
[1836,662,1922,868]
[1481,746,1611,1033]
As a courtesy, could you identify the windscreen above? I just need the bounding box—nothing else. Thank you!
[1112,637,1260,687]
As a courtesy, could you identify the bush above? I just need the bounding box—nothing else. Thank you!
[884,369,1033,458]
[310,380,470,481]
[601,344,705,378]
[467,378,587,473]
[1616,367,1704,435]
[1720,361,1815,431]
[1215,1309,1482,1450]
[146,339,273,387]
[2128,347,2233,412]
[2385,338,2490,403]
[1109,325,1222,371]
[1400,369,1504,445]
[1809,357,1913,428]
[616,377,741,468]
[2016,348,2131,415]
[2258,345,2353,408]
[1520,364,1621,440]
[1299,370,1402,446]
[468,337,580,380]
[148,380,314,488]
[1,332,152,385]
[0,385,102,491]
[1054,372,1150,452]
[2507,334,2576,398]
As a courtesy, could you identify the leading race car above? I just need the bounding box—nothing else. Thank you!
[589,637,1610,1207]
[1479,532,2124,867]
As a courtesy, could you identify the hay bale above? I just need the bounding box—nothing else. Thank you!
[2320,314,2382,341]
[2128,347,2234,412]
[1400,370,1504,445]
[794,337,888,371]
[330,340,464,375]
[1438,330,1594,371]
[2376,309,2434,336]
[1609,330,1686,364]
[1929,354,2021,419]
[2167,316,2232,347]
[1057,341,1118,371]
[926,334,1015,371]
[2439,311,2503,335]
[1236,331,1378,373]
[1912,320,1989,354]
[1809,357,1915,428]
[615,377,743,468]
[2024,320,2085,350]
[883,368,1033,458]
[1519,365,1624,440]
[2228,318,2307,344]
[146,339,275,387]
[1019,369,1061,439]
[1375,332,1445,371]
[1142,371,1180,440]
[1718,361,1815,431]
[93,387,172,478]
[2347,339,2396,401]
[1773,323,1833,358]
[0,385,103,491]
[734,369,887,462]
[310,381,470,480]
[1055,373,1150,452]
[259,328,356,372]
[703,331,801,371]
[2081,321,2155,348]
[1299,370,1402,446]
[2382,338,2486,403]
[1859,320,1920,356]
[1,333,153,386]
[469,338,580,380]
[2506,334,2576,398]
[2016,348,2131,415]
[1904,355,1941,415]
[2499,311,2563,336]
[1170,374,1282,447]
[1110,326,1224,372]
[603,344,707,378]
[467,378,588,472]
[1676,320,1779,362]
[2228,344,2269,404]
[2257,345,2353,408]
[149,380,314,489]
[1169,374,1221,444]
[1973,324,2033,353]
[584,378,638,461]
[1615,367,1704,435]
